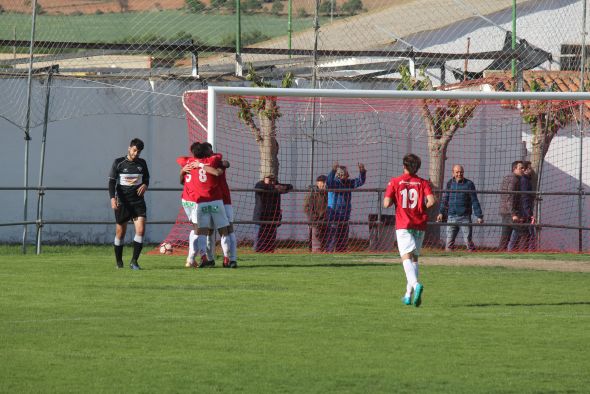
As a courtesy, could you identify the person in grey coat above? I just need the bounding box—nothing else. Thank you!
[498,161,525,251]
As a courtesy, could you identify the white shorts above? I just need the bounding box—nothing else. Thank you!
[224,204,234,223]
[197,200,230,230]
[396,229,425,257]
[182,199,198,224]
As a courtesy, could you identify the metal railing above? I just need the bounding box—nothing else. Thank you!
[1,185,588,254]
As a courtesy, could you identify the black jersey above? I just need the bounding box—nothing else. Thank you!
[108,156,150,200]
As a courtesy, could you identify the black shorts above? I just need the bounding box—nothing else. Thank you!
[114,198,147,225]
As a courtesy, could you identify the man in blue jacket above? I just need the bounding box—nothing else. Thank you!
[436,164,484,252]
[326,162,367,252]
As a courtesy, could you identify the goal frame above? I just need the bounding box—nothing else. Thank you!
[207,85,590,149]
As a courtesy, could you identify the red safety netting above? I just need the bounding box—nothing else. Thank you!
[158,90,588,254]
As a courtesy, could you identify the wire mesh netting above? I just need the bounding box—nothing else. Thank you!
[2,0,590,130]
[1,0,589,251]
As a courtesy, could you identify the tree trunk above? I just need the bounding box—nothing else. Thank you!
[425,139,448,247]
[529,121,557,213]
[257,100,280,179]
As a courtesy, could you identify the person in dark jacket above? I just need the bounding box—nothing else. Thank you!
[498,160,525,251]
[509,160,535,251]
[325,162,366,252]
[253,174,293,253]
[304,175,328,252]
[436,164,484,251]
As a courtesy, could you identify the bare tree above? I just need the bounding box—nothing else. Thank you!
[398,66,479,244]
[227,64,294,179]
[519,81,577,199]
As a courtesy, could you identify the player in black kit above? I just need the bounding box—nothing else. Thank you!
[108,138,150,269]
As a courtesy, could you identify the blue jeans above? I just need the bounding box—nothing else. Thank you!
[445,215,475,251]
[326,221,349,252]
[508,218,535,251]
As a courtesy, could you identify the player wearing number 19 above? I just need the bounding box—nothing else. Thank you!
[383,154,436,307]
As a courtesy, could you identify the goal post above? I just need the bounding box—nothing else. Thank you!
[166,86,590,254]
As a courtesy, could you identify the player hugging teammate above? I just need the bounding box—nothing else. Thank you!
[178,142,238,269]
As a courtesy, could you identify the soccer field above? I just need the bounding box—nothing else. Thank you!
[1,247,589,393]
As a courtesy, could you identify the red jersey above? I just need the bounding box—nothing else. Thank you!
[218,171,231,205]
[177,156,198,202]
[211,155,231,205]
[193,154,223,203]
[385,173,433,230]
[177,154,223,203]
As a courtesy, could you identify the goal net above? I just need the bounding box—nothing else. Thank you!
[162,86,589,253]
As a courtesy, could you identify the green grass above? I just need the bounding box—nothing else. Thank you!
[1,246,589,393]
[0,10,328,45]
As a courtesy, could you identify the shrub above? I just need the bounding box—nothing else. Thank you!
[220,30,270,47]
[242,0,261,14]
[271,1,283,15]
[341,0,363,15]
[185,0,206,13]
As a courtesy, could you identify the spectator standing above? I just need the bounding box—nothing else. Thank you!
[436,164,484,251]
[253,174,293,253]
[108,138,149,270]
[383,153,436,307]
[509,160,535,251]
[304,175,329,252]
[498,160,525,251]
[325,162,367,252]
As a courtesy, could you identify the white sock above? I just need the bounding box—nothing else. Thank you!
[188,230,196,260]
[133,234,143,243]
[405,283,413,298]
[229,232,237,261]
[402,259,418,290]
[197,234,207,257]
[220,234,230,258]
[114,237,122,246]
[206,233,215,261]
[413,261,419,281]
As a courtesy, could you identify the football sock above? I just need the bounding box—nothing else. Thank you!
[206,233,215,261]
[402,259,418,289]
[188,230,196,260]
[220,234,230,258]
[131,241,143,262]
[114,237,123,263]
[413,261,419,281]
[197,234,207,257]
[405,283,413,298]
[229,232,237,261]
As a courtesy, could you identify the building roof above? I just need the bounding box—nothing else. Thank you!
[439,70,589,122]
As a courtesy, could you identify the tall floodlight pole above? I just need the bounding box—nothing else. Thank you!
[511,0,517,77]
[36,67,55,255]
[235,0,242,76]
[310,0,320,186]
[288,0,292,58]
[22,0,38,254]
[578,0,587,252]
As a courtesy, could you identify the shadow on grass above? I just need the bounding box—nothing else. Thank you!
[152,262,392,270]
[460,301,590,307]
